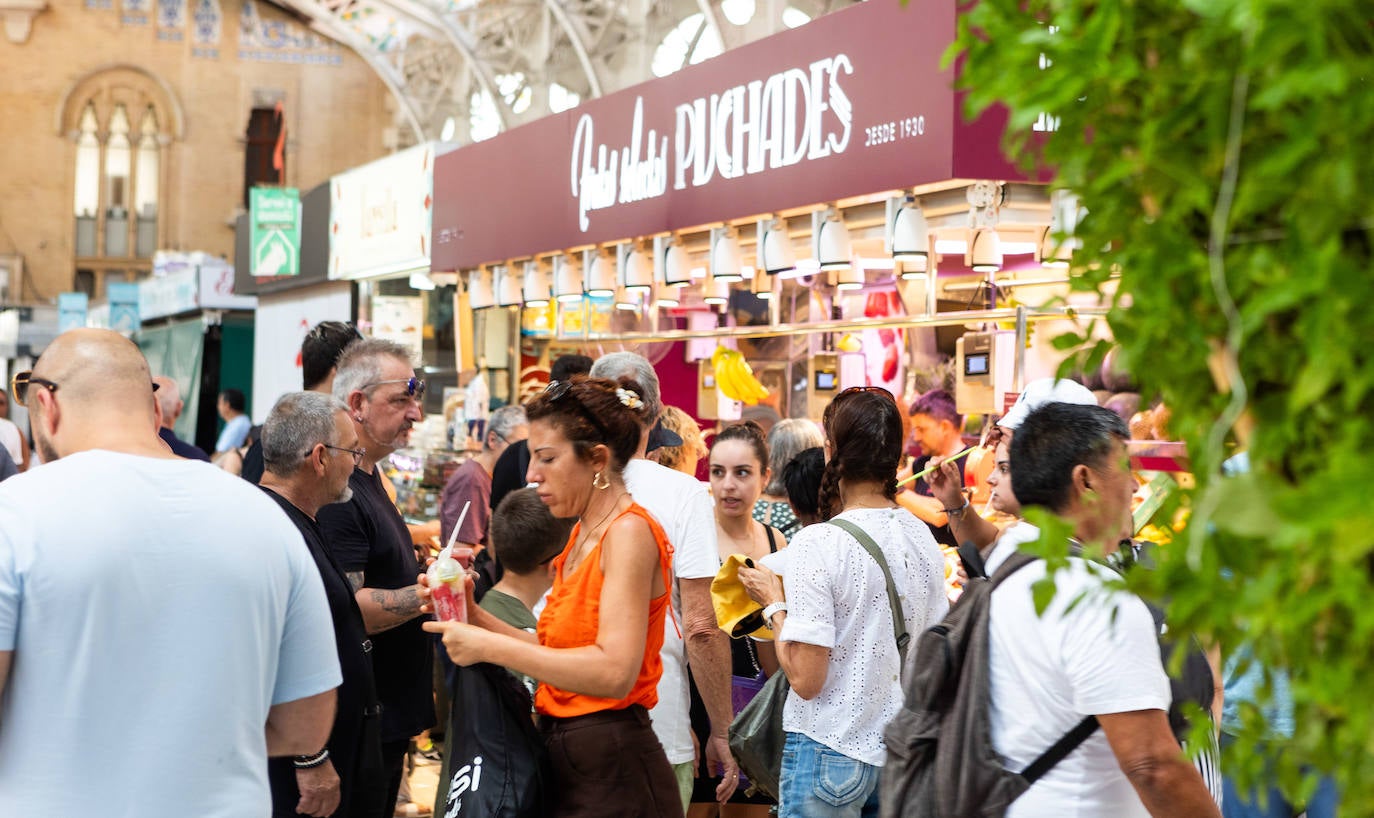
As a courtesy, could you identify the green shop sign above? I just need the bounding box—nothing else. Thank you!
[249,187,301,277]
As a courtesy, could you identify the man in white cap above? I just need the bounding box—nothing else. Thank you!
[927,377,1099,573]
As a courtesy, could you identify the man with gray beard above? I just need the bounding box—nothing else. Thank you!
[260,391,387,818]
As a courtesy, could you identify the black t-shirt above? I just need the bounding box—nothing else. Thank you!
[317,467,435,743]
[262,488,383,814]
[239,438,265,484]
[910,454,967,549]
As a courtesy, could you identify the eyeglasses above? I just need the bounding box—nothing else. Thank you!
[544,380,610,438]
[364,377,426,402]
[10,371,159,408]
[322,443,367,466]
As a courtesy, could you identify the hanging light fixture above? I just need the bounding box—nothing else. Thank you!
[584,250,615,297]
[522,260,551,306]
[467,268,495,309]
[656,235,689,306]
[554,255,583,303]
[495,265,522,307]
[890,198,930,279]
[662,237,692,286]
[622,244,653,292]
[703,276,730,306]
[758,217,796,275]
[970,229,1003,273]
[614,286,640,311]
[751,267,774,299]
[815,206,852,270]
[835,264,865,291]
[710,226,743,282]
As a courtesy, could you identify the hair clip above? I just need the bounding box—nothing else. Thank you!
[616,388,642,409]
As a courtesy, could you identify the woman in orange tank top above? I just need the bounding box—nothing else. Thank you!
[425,375,682,817]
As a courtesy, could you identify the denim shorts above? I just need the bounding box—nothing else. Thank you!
[779,732,880,818]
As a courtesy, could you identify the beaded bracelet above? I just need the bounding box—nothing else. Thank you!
[293,749,330,769]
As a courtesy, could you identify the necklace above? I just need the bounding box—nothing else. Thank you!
[573,493,627,552]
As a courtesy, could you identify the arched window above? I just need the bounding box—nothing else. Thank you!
[74,105,101,257]
[105,105,132,257]
[135,108,160,256]
[60,65,180,290]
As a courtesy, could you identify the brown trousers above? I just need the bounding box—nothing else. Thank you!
[541,704,685,818]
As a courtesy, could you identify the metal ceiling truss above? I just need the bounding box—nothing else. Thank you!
[275,0,857,144]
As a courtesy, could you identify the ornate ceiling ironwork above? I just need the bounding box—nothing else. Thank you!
[265,0,857,144]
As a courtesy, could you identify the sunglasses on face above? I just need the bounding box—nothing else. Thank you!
[10,370,159,408]
[365,377,426,402]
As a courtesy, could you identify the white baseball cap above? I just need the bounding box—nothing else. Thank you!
[998,378,1098,430]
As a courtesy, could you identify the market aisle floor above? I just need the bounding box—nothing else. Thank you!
[406,758,440,816]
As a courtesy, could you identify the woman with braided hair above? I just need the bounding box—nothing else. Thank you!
[737,387,947,818]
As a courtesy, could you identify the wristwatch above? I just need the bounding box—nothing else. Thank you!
[761,601,788,624]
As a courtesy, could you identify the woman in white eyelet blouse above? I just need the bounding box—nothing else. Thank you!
[740,387,948,818]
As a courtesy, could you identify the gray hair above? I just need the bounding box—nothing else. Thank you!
[589,352,663,424]
[486,405,528,451]
[332,338,414,405]
[263,391,348,475]
[764,418,825,496]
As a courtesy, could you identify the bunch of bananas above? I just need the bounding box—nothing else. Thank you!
[712,346,770,405]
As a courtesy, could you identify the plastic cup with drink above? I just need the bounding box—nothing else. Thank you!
[429,501,475,623]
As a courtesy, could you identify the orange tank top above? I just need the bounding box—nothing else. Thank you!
[535,502,675,718]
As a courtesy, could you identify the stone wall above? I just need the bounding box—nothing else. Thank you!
[0,0,391,301]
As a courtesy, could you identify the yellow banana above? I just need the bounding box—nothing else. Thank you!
[715,353,747,402]
[730,354,765,406]
[738,356,771,404]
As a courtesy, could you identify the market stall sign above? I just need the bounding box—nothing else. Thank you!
[432,0,1033,271]
[58,292,88,332]
[330,143,437,281]
[250,187,302,277]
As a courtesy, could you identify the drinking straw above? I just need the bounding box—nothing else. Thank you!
[440,500,471,558]
[896,445,976,488]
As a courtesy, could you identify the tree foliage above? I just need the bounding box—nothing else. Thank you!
[949,0,1374,807]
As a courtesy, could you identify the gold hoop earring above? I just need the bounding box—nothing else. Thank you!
[592,471,610,490]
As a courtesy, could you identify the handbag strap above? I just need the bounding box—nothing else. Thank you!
[825,518,909,657]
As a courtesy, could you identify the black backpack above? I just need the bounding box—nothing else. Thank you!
[878,549,1098,818]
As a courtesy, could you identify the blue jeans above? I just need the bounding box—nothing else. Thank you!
[779,732,880,818]
[1220,736,1340,818]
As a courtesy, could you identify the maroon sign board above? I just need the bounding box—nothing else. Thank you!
[431,0,1037,271]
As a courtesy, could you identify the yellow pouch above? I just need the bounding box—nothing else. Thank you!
[711,554,778,640]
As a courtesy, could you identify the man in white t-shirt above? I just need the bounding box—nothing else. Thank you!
[591,352,739,807]
[989,402,1219,818]
[0,329,341,817]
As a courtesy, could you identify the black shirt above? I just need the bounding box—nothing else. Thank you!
[158,426,210,461]
[910,454,967,549]
[240,438,265,483]
[317,468,435,743]
[262,488,382,815]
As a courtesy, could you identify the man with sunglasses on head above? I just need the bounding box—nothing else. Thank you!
[260,392,388,818]
[0,329,340,816]
[439,404,528,554]
[242,320,364,485]
[317,338,435,817]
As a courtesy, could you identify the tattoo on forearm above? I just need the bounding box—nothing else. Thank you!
[346,571,365,592]
[369,587,421,620]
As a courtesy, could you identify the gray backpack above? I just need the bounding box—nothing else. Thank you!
[878,549,1098,818]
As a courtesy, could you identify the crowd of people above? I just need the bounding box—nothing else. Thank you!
[0,323,1325,818]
